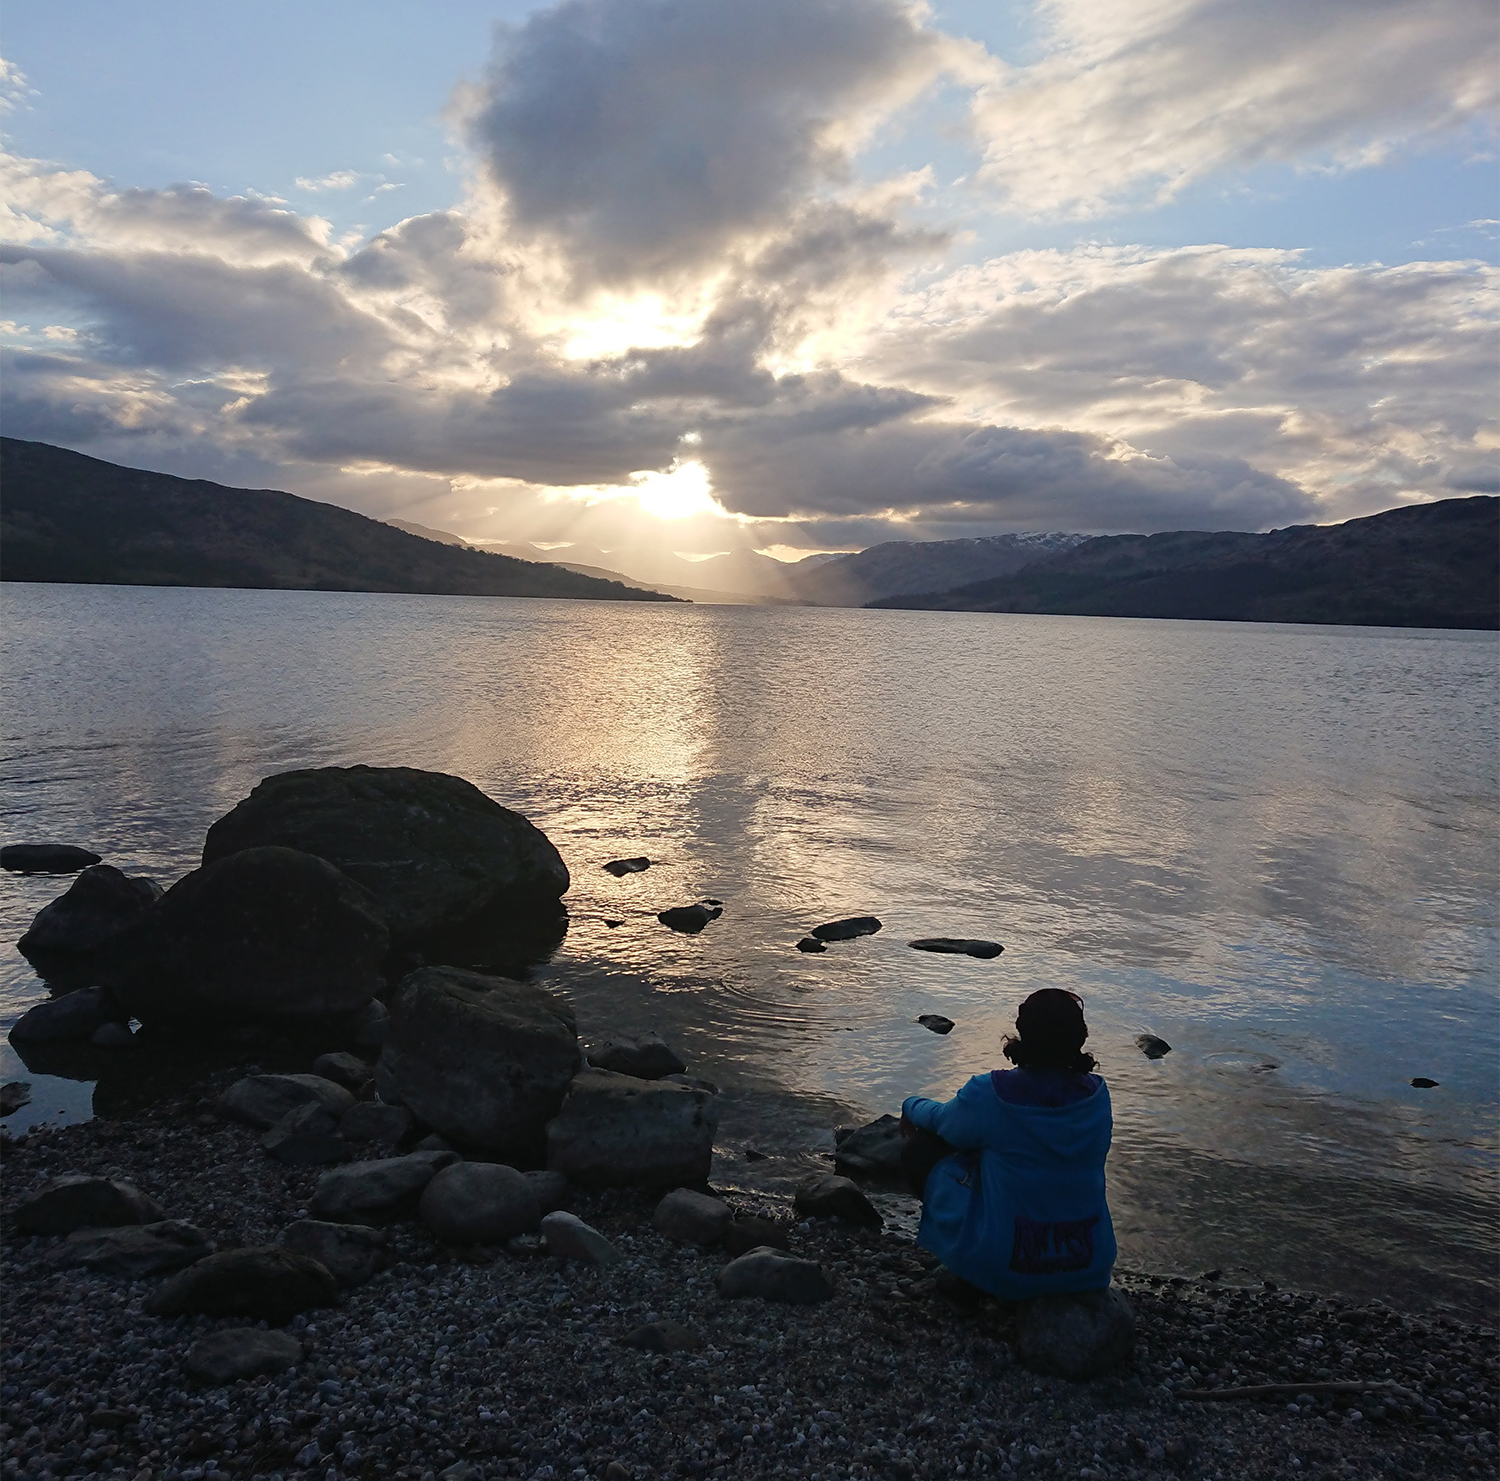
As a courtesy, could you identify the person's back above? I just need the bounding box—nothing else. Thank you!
[901,989,1116,1300]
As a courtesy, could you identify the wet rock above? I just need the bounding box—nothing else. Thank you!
[308,1149,460,1222]
[587,1031,686,1080]
[546,1068,718,1189]
[339,1100,411,1147]
[89,1020,134,1047]
[375,965,580,1161]
[908,937,1003,959]
[540,1210,623,1266]
[623,1319,704,1353]
[0,1080,31,1115]
[794,1173,883,1228]
[1015,1286,1138,1380]
[17,865,161,966]
[1,843,101,874]
[718,1248,834,1304]
[14,1173,164,1235]
[145,1247,337,1325]
[661,1072,719,1093]
[652,1187,731,1246]
[186,1327,302,1385]
[1410,1077,1440,1088]
[723,1217,791,1258]
[262,1102,349,1165]
[49,1220,212,1276]
[311,1050,373,1090]
[419,1162,541,1245]
[833,1115,905,1182]
[657,903,721,934]
[796,936,827,953]
[278,1219,386,1286]
[917,1014,955,1034]
[217,1073,356,1129]
[202,765,570,954]
[811,916,882,941]
[602,856,651,876]
[1137,1034,1172,1059]
[523,1169,570,1213]
[9,987,123,1044]
[96,846,388,1025]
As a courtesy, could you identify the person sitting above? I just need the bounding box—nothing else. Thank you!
[900,987,1116,1300]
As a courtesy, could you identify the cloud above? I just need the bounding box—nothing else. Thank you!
[972,0,1500,217]
[295,170,361,192]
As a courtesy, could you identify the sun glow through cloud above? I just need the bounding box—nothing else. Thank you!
[627,460,725,521]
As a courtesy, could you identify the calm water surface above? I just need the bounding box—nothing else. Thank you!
[2,584,1496,1314]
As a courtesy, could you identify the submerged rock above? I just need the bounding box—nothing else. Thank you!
[602,856,651,876]
[917,1014,955,1034]
[1410,1077,1440,1088]
[546,1069,718,1189]
[811,916,882,942]
[795,936,826,953]
[1,843,101,874]
[1015,1286,1137,1380]
[1136,1034,1172,1059]
[908,937,1003,959]
[657,903,721,934]
[587,1031,686,1080]
[17,865,161,966]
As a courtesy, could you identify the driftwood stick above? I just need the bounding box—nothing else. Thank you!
[1176,1379,1408,1402]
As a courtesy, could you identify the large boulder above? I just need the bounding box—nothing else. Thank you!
[144,1248,337,1325]
[546,1069,718,1189]
[17,865,162,968]
[200,766,570,957]
[14,1174,164,1235]
[375,967,579,1159]
[308,1150,459,1223]
[1015,1287,1138,1379]
[9,988,125,1045]
[419,1163,540,1245]
[96,846,388,1024]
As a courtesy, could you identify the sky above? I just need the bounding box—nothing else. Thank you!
[1,0,1496,579]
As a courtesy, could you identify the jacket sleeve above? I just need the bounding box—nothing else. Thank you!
[901,1076,994,1149]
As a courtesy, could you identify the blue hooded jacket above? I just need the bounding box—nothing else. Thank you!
[901,1070,1116,1300]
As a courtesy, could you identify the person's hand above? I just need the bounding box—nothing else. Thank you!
[899,1111,916,1140]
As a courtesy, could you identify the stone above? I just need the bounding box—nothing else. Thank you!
[657,903,721,933]
[17,865,162,965]
[833,1115,905,1182]
[623,1319,704,1353]
[718,1248,834,1304]
[439,1464,482,1481]
[14,1173,164,1235]
[917,1014,955,1034]
[908,938,1003,959]
[311,1050,373,1089]
[340,1101,411,1147]
[9,987,123,1044]
[414,1132,454,1152]
[796,936,827,953]
[217,1073,356,1129]
[375,966,580,1160]
[1015,1286,1137,1379]
[262,1102,349,1165]
[811,916,881,941]
[602,856,651,876]
[49,1220,213,1276]
[794,1173,883,1228]
[201,765,570,954]
[1410,1077,1439,1088]
[278,1219,386,1286]
[144,1247,337,1325]
[96,846,388,1024]
[723,1217,790,1258]
[308,1149,459,1222]
[186,1328,302,1385]
[587,1031,686,1080]
[662,1072,719,1093]
[349,997,389,1053]
[540,1211,622,1266]
[1,843,101,873]
[1136,1034,1172,1060]
[1,1081,31,1115]
[546,1069,718,1189]
[652,1188,731,1246]
[523,1169,570,1213]
[90,1021,134,1047]
[419,1162,541,1245]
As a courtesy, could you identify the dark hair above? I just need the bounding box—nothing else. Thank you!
[1002,988,1097,1074]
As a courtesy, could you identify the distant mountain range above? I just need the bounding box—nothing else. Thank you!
[0,440,678,604]
[871,497,1499,630]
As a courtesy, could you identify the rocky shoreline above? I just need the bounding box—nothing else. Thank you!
[3,1065,1496,1481]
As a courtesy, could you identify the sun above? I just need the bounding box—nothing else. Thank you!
[629,460,725,521]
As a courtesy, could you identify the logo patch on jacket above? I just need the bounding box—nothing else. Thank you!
[1010,1214,1098,1274]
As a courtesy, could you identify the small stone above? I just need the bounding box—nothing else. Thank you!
[278,1219,386,1286]
[14,1173,164,1235]
[89,1020,134,1047]
[587,1031,686,1079]
[144,1247,337,1325]
[1,843,101,873]
[217,1073,355,1129]
[49,1220,213,1276]
[261,1102,349,1165]
[718,1248,834,1304]
[419,1162,541,1245]
[602,856,651,876]
[1410,1077,1440,1088]
[1136,1035,1172,1059]
[186,1328,301,1385]
[908,938,1003,959]
[310,1050,374,1089]
[0,1081,31,1115]
[796,937,827,953]
[917,1014,955,1034]
[652,1187,731,1245]
[657,903,721,933]
[793,1173,882,1228]
[540,1210,623,1265]
[810,916,881,941]
[340,1100,411,1147]
[1014,1287,1137,1380]
[438,1464,482,1481]
[523,1168,570,1213]
[723,1217,790,1258]
[623,1319,705,1353]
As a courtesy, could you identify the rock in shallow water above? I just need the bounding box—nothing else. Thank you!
[0,1081,31,1115]
[49,1219,213,1276]
[908,937,1003,959]
[794,1172,883,1228]
[795,936,827,953]
[17,864,161,964]
[1,843,101,874]
[1015,1286,1138,1380]
[917,1014,955,1034]
[1136,1034,1172,1059]
[14,1173,164,1235]
[9,987,124,1045]
[419,1162,541,1245]
[718,1247,834,1304]
[587,1031,686,1080]
[602,856,651,876]
[186,1327,302,1385]
[657,903,721,934]
[811,916,882,942]
[144,1247,337,1325]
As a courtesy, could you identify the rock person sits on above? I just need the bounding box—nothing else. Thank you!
[900,988,1116,1299]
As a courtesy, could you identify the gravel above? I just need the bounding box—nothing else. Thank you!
[2,1064,1496,1481]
